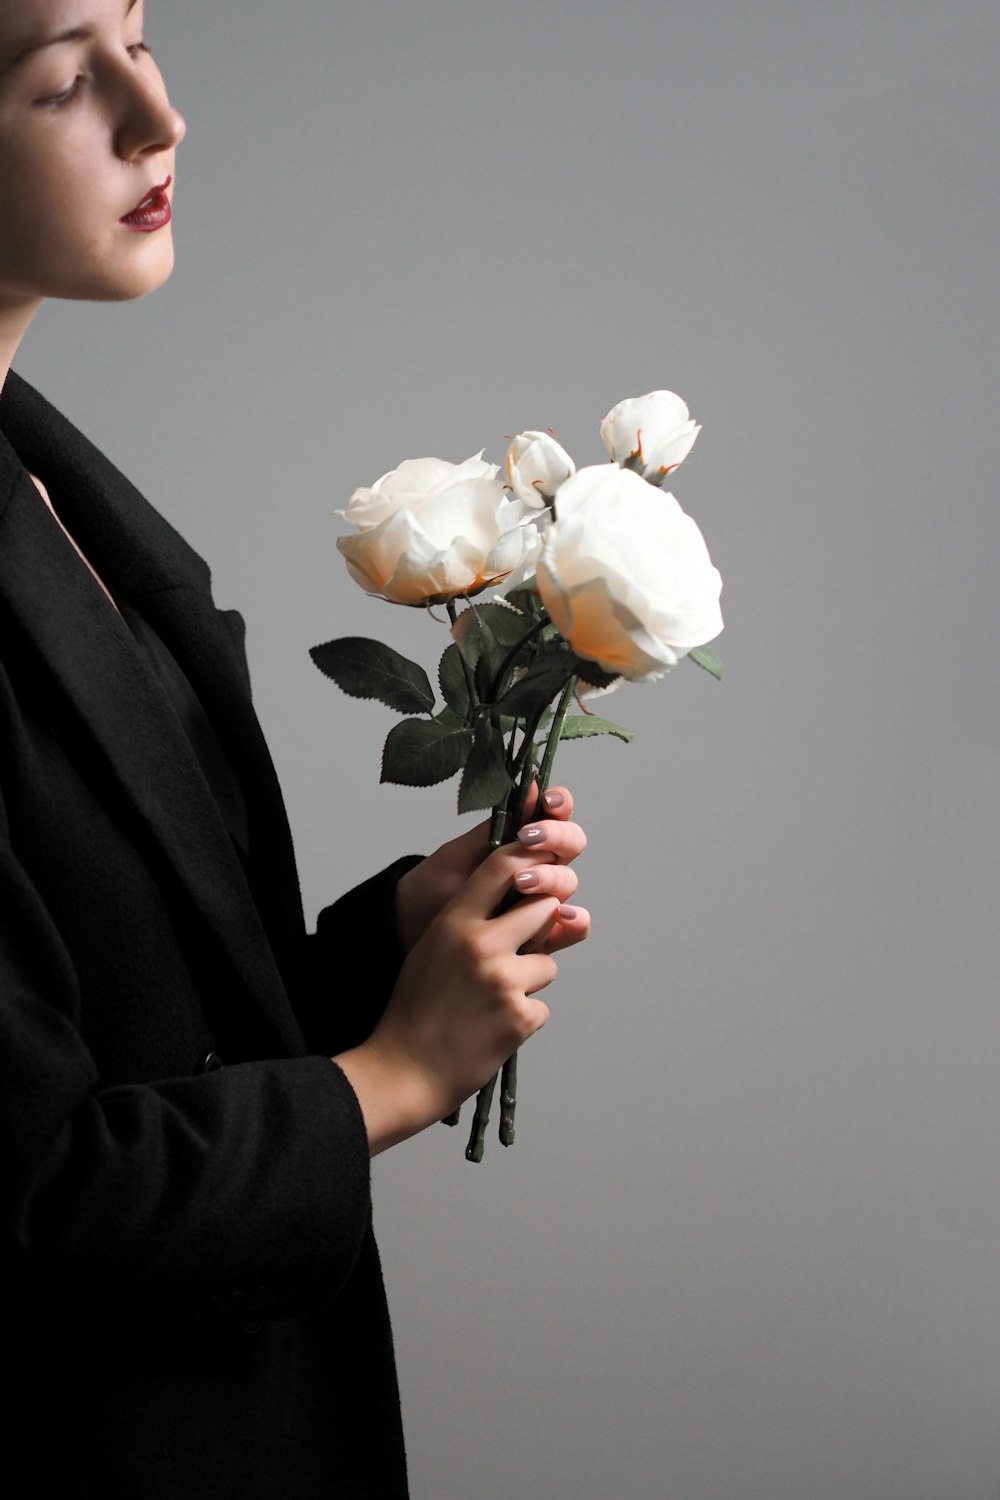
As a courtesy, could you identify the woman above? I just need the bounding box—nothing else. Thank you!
[0,4,589,1495]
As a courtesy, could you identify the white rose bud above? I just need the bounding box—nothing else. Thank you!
[504,430,576,510]
[536,464,722,681]
[599,390,701,485]
[337,454,532,606]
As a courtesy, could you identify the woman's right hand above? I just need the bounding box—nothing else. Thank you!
[332,828,588,1155]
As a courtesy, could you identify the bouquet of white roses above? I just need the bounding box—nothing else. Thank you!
[312,391,723,1160]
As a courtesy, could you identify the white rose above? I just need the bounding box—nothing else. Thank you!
[336,454,531,606]
[504,430,576,510]
[535,464,722,681]
[599,390,700,484]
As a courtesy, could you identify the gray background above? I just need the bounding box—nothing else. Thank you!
[18,2,1000,1496]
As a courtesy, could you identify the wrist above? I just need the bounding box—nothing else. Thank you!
[332,1039,447,1157]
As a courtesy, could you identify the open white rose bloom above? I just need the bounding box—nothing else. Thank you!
[337,454,532,606]
[537,464,723,681]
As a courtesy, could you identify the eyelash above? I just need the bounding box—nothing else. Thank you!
[37,42,150,110]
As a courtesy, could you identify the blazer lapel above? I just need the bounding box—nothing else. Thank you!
[0,373,304,1056]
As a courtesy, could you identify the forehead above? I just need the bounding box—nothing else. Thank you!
[0,0,140,59]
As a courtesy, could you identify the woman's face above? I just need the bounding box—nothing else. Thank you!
[0,0,185,311]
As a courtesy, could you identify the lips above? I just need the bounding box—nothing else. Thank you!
[119,175,173,232]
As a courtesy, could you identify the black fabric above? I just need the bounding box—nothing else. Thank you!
[0,372,416,1497]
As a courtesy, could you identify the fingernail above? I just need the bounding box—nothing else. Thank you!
[542,789,565,810]
[517,825,547,847]
[514,870,541,890]
[557,905,578,921]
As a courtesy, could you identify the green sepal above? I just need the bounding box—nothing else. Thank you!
[458,722,513,814]
[558,714,634,744]
[381,718,473,787]
[569,655,621,692]
[688,644,723,680]
[310,637,435,714]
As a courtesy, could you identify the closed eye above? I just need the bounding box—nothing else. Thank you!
[36,77,84,108]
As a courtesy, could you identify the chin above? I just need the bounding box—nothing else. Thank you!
[74,239,177,304]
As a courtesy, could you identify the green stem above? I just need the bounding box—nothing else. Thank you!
[446,599,479,723]
[510,698,549,830]
[499,1053,518,1147]
[536,674,578,799]
[466,1072,499,1163]
[488,613,550,702]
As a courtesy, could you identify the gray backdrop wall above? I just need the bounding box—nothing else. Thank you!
[19,3,1000,1496]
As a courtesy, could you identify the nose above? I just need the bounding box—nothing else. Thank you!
[113,63,187,164]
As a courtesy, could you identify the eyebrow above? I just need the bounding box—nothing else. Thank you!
[0,0,139,78]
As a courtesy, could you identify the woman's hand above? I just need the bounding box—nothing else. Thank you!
[394,784,588,955]
[335,811,590,1155]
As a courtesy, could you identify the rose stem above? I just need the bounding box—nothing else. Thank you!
[499,1053,518,1147]
[488,614,550,702]
[465,1071,499,1163]
[446,599,478,722]
[536,674,577,797]
[439,602,485,1133]
[497,675,577,1148]
[466,696,553,1159]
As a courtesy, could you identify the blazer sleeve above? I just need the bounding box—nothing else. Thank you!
[0,781,375,1322]
[293,854,424,1054]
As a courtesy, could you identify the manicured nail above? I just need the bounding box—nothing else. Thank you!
[557,905,578,921]
[514,870,541,890]
[542,789,565,811]
[518,825,547,847]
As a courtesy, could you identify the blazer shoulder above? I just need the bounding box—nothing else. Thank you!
[0,370,211,597]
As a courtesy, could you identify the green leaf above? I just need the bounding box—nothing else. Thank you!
[434,704,466,728]
[311,637,435,714]
[558,714,634,744]
[452,601,533,671]
[688,644,723,680]
[381,718,473,787]
[438,643,472,721]
[458,723,513,814]
[494,648,575,716]
[503,582,540,615]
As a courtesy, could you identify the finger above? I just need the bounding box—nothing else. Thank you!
[444,837,564,921]
[541,904,590,954]
[490,892,564,954]
[520,902,590,955]
[516,818,587,864]
[512,864,579,903]
[519,783,575,825]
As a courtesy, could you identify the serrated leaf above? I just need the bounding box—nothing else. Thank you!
[502,582,539,614]
[311,637,435,714]
[434,704,466,728]
[458,724,512,814]
[438,643,472,720]
[558,714,634,744]
[688,644,723,680]
[493,648,575,716]
[452,601,534,671]
[381,718,473,787]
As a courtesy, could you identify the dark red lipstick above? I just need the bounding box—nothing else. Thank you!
[119,175,172,233]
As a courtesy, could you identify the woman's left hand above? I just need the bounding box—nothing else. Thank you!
[394,785,589,957]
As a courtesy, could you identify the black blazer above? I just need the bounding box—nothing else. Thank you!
[0,373,412,1497]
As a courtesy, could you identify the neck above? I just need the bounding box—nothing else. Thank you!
[0,296,43,394]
